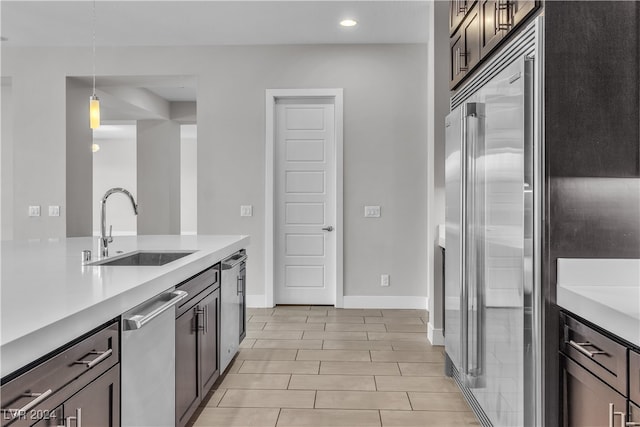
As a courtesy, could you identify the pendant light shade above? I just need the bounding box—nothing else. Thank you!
[89,0,100,129]
[90,94,100,129]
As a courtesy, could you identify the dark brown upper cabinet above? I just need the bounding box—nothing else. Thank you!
[450,2,480,89]
[450,0,477,35]
[449,0,539,89]
[512,0,536,27]
[480,0,509,57]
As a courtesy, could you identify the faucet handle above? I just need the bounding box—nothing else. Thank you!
[108,225,113,243]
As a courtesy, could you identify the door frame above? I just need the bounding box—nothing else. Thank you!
[265,88,344,308]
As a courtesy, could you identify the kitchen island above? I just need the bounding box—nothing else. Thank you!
[0,235,249,379]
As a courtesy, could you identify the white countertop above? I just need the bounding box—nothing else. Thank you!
[0,235,250,378]
[557,258,640,347]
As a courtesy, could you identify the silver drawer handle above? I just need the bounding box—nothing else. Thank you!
[569,340,607,358]
[2,389,53,418]
[74,348,113,368]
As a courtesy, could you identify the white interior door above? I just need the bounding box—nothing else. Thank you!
[275,99,336,305]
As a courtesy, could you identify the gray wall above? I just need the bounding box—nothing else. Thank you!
[137,119,181,235]
[426,1,451,341]
[92,132,137,236]
[180,125,197,235]
[66,77,94,237]
[2,43,429,302]
[1,79,13,240]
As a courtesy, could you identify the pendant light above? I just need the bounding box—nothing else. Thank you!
[89,0,100,129]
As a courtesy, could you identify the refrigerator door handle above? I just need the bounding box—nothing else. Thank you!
[463,102,485,384]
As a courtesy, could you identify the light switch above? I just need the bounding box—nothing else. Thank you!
[381,274,390,287]
[48,205,60,217]
[240,205,253,217]
[364,206,381,218]
[28,205,41,217]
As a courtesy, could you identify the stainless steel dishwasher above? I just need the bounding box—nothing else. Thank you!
[220,250,247,373]
[121,289,187,427]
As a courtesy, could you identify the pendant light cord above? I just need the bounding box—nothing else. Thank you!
[92,0,96,96]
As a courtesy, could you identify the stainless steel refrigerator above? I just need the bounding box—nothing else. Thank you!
[444,17,543,427]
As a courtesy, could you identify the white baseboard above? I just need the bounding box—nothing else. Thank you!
[248,295,429,310]
[342,296,428,309]
[246,295,268,308]
[427,322,444,346]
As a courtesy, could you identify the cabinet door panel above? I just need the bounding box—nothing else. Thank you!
[480,0,505,57]
[199,289,220,395]
[63,365,120,427]
[239,267,246,342]
[463,5,480,77]
[175,308,200,427]
[512,0,536,27]
[630,402,640,425]
[631,350,640,406]
[450,3,479,89]
[450,0,472,34]
[562,355,626,427]
[450,31,466,87]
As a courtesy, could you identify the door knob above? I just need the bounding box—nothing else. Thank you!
[322,226,334,232]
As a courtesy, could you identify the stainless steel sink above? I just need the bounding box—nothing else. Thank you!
[89,250,196,266]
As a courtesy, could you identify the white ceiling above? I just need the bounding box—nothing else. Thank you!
[1,1,430,47]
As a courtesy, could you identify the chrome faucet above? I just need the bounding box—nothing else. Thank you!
[100,187,138,257]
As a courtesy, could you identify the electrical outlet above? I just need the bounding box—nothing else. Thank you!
[364,206,381,218]
[28,205,41,217]
[48,205,60,217]
[381,274,390,287]
[240,205,253,217]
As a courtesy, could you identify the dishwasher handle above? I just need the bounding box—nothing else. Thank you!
[123,290,188,330]
[222,254,247,270]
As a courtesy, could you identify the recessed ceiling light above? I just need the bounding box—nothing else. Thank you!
[340,19,358,27]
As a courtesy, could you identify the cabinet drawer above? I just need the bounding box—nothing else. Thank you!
[1,321,119,426]
[631,350,640,405]
[560,312,627,396]
[176,264,220,315]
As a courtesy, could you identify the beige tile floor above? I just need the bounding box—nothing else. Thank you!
[190,306,480,427]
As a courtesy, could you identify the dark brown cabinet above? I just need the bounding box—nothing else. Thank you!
[1,321,120,427]
[199,289,220,395]
[511,0,535,27]
[560,312,640,427]
[450,0,476,34]
[479,0,508,57]
[32,367,119,427]
[631,350,640,406]
[630,402,640,425]
[60,366,120,427]
[238,260,247,342]
[175,265,221,427]
[175,305,200,427]
[562,355,627,427]
[450,2,480,88]
[449,0,538,89]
